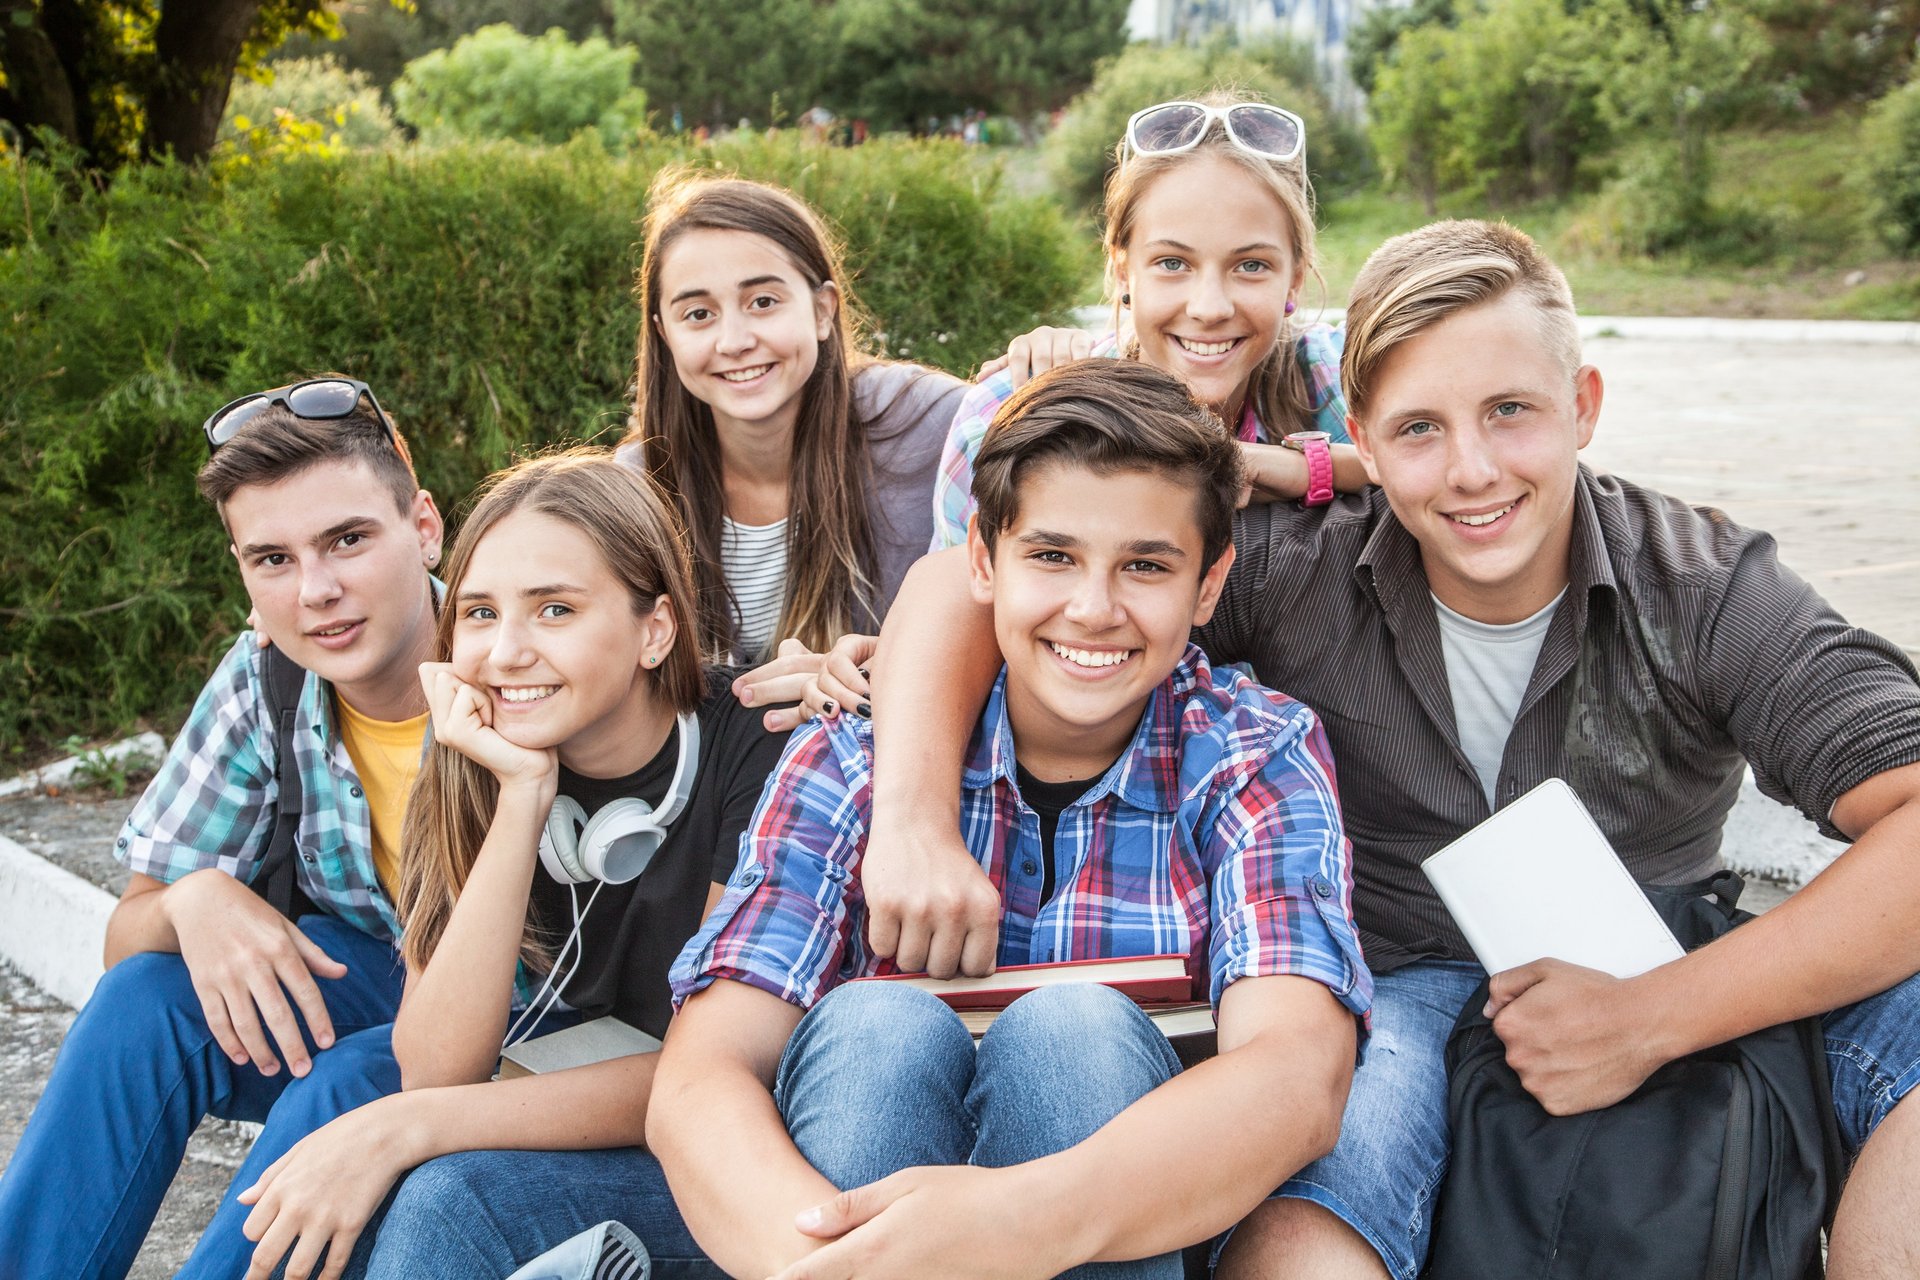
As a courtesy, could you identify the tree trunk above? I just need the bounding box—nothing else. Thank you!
[0,0,82,151]
[141,0,263,164]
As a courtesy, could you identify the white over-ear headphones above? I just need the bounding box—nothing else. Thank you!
[537,712,701,885]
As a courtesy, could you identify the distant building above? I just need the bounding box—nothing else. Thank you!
[1124,0,1393,104]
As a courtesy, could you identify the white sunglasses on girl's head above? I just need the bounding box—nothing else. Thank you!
[1123,100,1307,165]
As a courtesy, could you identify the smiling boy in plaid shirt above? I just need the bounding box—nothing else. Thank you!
[649,359,1370,1280]
[0,385,442,1280]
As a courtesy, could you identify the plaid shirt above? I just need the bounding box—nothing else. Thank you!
[115,634,401,944]
[930,324,1350,551]
[673,645,1371,1025]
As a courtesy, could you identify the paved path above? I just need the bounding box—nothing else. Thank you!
[1580,335,1920,651]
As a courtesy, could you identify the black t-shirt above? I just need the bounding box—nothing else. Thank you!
[1014,763,1097,907]
[525,669,788,1037]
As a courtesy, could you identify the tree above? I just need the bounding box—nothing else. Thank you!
[1734,0,1920,110]
[0,0,341,168]
[391,24,645,148]
[825,0,1128,131]
[279,0,615,92]
[610,0,827,128]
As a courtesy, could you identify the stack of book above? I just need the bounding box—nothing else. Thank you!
[861,953,1215,1042]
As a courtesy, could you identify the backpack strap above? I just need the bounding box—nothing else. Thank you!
[256,643,309,918]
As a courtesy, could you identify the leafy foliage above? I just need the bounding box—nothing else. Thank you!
[1735,0,1920,111]
[0,136,1082,749]
[221,56,400,157]
[824,0,1128,131]
[1044,40,1365,211]
[1346,0,1455,93]
[0,0,343,168]
[610,0,828,129]
[280,0,614,91]
[1368,0,1614,208]
[391,24,648,149]
[1865,68,1920,254]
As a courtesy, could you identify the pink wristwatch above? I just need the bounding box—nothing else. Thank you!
[1283,431,1335,506]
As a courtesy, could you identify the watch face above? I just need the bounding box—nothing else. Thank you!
[1284,431,1331,449]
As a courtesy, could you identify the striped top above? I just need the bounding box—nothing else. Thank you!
[1197,466,1920,971]
[671,645,1371,1025]
[720,515,789,660]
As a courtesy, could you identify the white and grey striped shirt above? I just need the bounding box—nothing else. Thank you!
[721,514,788,660]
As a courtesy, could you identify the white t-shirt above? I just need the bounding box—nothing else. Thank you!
[1433,590,1566,806]
[721,515,790,660]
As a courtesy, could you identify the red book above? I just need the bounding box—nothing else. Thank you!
[858,953,1195,1012]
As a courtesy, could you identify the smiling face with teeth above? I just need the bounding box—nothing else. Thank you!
[653,227,837,448]
[968,463,1234,781]
[450,509,679,777]
[1117,152,1304,426]
[1351,291,1603,625]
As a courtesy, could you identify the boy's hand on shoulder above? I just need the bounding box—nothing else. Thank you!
[774,1163,1080,1280]
[165,868,347,1079]
[419,662,555,796]
[1486,958,1670,1116]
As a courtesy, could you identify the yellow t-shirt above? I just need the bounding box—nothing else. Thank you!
[334,694,430,898]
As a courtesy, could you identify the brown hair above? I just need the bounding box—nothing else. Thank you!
[620,168,879,662]
[972,359,1243,574]
[1342,219,1581,424]
[1102,89,1322,436]
[196,396,420,515]
[397,448,704,976]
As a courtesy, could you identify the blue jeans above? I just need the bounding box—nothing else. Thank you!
[357,1146,718,1280]
[775,980,1186,1279]
[1269,959,1920,1280]
[0,914,405,1280]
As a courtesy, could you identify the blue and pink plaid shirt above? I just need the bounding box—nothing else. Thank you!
[930,324,1350,551]
[671,645,1371,1026]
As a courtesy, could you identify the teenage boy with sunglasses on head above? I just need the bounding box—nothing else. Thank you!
[0,381,443,1280]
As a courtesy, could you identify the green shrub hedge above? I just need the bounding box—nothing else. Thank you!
[0,136,1084,753]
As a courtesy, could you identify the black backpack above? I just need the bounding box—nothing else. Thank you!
[252,643,317,920]
[1426,872,1845,1280]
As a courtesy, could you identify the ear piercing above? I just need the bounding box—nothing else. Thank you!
[1284,299,1296,316]
[645,655,659,666]
[1120,292,1131,307]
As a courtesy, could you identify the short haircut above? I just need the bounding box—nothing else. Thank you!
[972,360,1243,573]
[196,398,421,517]
[1342,219,1581,424]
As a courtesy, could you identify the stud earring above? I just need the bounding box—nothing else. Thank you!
[1120,292,1131,307]
[1284,299,1296,316]
[645,655,658,666]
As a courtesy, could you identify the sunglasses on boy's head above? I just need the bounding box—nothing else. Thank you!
[1124,101,1307,166]
[202,378,397,452]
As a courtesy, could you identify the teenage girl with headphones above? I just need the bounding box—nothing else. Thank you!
[620,168,970,733]
[229,450,782,1280]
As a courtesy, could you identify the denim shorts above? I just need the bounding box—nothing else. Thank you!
[1255,959,1920,1280]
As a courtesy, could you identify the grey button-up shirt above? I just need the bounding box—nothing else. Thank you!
[1200,466,1920,971]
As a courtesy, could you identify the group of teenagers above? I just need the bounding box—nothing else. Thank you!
[4,93,1920,1280]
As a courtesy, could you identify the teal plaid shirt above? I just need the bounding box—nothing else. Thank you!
[115,634,402,944]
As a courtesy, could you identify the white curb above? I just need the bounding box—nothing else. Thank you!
[0,732,166,801]
[0,832,112,1009]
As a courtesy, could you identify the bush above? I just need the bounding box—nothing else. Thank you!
[1044,41,1366,211]
[391,25,648,150]
[0,137,1083,750]
[1369,0,1614,208]
[1865,71,1920,255]
[221,56,401,158]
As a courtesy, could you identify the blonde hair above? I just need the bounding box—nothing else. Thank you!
[1101,89,1322,436]
[1342,219,1581,425]
[397,448,704,976]
[621,168,880,662]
